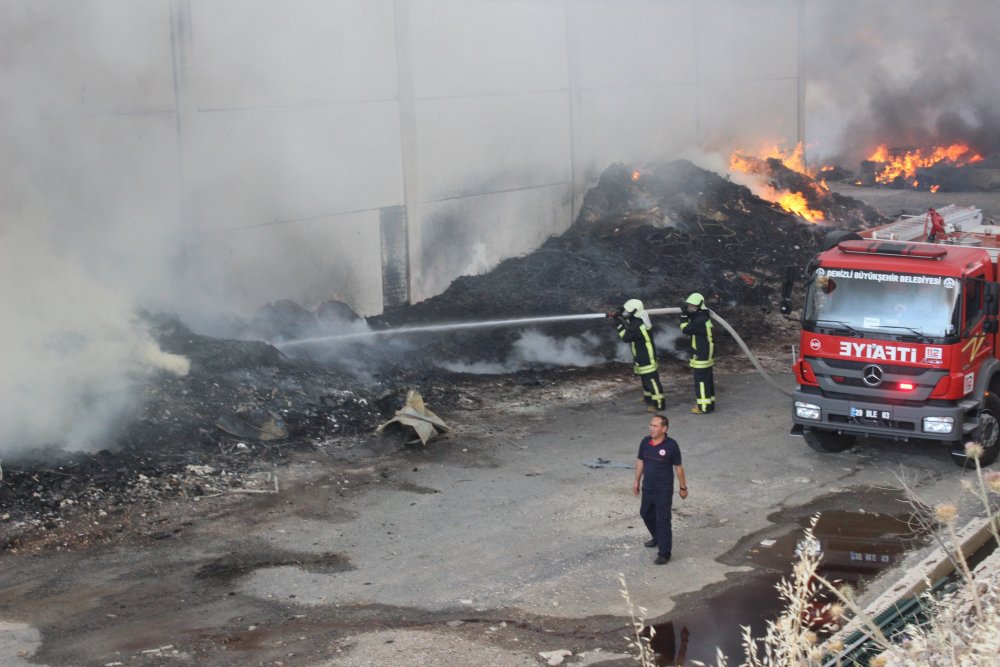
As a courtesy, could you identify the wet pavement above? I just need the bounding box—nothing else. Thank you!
[647,488,930,665]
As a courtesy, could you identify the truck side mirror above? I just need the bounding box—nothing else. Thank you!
[987,283,1000,317]
[984,283,1000,334]
[779,265,799,315]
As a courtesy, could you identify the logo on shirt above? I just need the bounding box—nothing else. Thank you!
[659,449,666,456]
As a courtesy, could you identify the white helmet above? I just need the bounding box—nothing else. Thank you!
[622,298,651,329]
[623,298,645,316]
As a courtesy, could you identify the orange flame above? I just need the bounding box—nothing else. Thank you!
[729,141,811,176]
[770,188,825,222]
[729,141,826,222]
[866,143,983,188]
[630,170,641,182]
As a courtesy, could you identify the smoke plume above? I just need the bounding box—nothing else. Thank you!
[804,0,1000,166]
[0,226,190,454]
[439,331,607,375]
[3,0,991,456]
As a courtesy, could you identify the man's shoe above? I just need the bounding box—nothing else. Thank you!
[646,405,657,413]
[690,406,704,414]
[644,539,657,548]
[654,554,671,565]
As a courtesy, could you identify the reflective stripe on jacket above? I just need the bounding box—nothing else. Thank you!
[618,317,658,374]
[680,309,714,368]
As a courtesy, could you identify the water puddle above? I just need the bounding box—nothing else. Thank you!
[195,546,351,585]
[645,488,929,665]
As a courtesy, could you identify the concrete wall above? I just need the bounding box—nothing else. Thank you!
[1,0,801,319]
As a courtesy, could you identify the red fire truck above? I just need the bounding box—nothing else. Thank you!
[785,205,1000,466]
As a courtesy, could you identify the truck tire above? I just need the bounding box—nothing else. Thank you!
[803,427,855,453]
[950,394,1000,468]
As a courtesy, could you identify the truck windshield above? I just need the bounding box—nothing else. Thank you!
[803,269,960,339]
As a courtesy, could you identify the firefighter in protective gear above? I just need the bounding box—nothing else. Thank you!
[679,292,715,414]
[614,299,665,412]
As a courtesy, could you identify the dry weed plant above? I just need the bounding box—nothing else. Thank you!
[727,517,900,667]
[620,442,1000,666]
[873,441,1000,666]
[619,572,656,666]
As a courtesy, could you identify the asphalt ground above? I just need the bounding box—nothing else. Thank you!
[0,361,981,667]
[4,184,999,666]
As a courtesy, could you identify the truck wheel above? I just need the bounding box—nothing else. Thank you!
[803,428,855,453]
[951,394,1000,468]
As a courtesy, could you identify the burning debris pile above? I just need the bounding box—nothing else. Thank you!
[813,143,1000,193]
[1,159,888,530]
[729,145,888,225]
[376,159,887,363]
[732,156,887,226]
[0,316,463,537]
[859,144,989,192]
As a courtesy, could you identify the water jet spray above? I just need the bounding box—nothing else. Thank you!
[274,307,791,398]
[278,311,609,348]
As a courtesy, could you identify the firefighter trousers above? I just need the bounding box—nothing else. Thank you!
[692,366,715,413]
[639,370,665,410]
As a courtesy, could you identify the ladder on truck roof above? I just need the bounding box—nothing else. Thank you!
[866,204,984,243]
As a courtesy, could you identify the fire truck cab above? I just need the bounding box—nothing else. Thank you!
[787,205,1000,467]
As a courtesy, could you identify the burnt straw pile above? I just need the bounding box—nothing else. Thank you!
[372,159,887,359]
[754,157,888,227]
[1,159,885,529]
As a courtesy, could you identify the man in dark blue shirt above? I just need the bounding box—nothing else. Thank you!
[633,415,688,564]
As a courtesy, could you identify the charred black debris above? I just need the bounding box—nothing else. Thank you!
[0,159,887,531]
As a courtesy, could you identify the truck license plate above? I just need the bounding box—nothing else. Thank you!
[849,406,892,422]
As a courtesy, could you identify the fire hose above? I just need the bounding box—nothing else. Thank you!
[279,306,798,400]
[644,307,795,399]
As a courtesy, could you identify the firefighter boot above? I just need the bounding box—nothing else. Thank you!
[690,406,704,414]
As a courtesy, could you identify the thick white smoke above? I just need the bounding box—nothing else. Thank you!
[0,6,202,455]
[3,0,989,457]
[438,324,687,375]
[0,226,190,455]
[439,330,607,375]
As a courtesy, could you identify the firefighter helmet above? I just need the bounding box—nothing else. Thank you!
[684,292,705,308]
[622,298,644,316]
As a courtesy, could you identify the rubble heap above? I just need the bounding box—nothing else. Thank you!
[1,159,888,530]
[374,159,887,362]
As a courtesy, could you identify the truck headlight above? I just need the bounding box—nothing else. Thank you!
[795,401,821,421]
[923,416,955,434]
